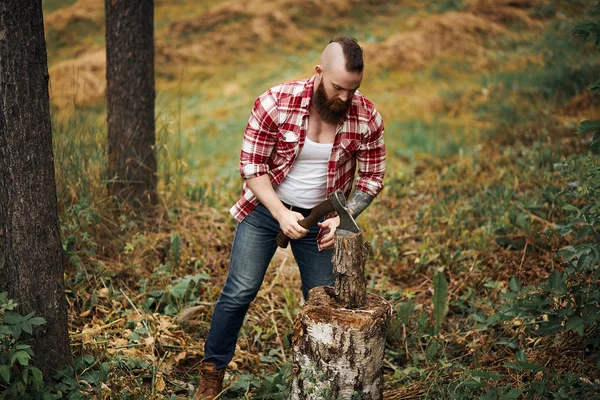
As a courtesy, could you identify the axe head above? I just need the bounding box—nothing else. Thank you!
[331,190,360,233]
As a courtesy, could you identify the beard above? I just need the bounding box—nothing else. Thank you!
[313,80,352,125]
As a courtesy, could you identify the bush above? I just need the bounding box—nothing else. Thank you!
[0,292,46,398]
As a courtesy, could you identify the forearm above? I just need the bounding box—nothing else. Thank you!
[346,189,375,218]
[246,175,287,221]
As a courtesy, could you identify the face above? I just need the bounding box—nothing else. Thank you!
[313,68,362,125]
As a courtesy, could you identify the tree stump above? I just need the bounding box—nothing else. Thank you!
[290,231,393,400]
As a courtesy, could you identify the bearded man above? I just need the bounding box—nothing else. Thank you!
[195,36,386,399]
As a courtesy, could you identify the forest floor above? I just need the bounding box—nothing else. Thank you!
[40,0,600,398]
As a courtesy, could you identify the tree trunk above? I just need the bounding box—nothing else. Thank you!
[105,0,157,209]
[290,287,393,400]
[290,231,393,400]
[0,0,71,377]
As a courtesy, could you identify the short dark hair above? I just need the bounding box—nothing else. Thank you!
[330,37,363,73]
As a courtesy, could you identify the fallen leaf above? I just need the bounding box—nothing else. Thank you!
[155,374,166,392]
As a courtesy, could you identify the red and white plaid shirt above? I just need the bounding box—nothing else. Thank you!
[230,75,386,222]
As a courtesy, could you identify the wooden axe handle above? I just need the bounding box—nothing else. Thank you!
[276,199,335,248]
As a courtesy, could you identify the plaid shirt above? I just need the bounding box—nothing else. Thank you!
[230,75,386,222]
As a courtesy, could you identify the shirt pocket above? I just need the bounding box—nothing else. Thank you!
[337,138,360,164]
[273,130,299,161]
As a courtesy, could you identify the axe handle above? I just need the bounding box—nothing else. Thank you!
[276,200,334,248]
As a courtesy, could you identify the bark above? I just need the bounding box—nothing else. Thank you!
[290,287,393,400]
[333,230,369,308]
[105,0,157,209]
[0,0,71,377]
[291,230,392,399]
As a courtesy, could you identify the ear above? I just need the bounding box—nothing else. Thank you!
[315,64,323,76]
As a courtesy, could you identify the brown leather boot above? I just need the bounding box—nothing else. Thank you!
[194,361,225,399]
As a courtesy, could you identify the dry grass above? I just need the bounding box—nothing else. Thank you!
[49,49,105,109]
[44,0,555,113]
[364,12,506,71]
[473,0,545,27]
[165,0,371,41]
[44,0,103,32]
[45,0,545,109]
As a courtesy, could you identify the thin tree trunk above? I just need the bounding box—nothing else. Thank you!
[0,0,70,377]
[105,0,157,209]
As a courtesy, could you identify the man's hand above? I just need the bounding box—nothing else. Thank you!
[317,216,340,250]
[277,209,309,240]
[245,175,309,240]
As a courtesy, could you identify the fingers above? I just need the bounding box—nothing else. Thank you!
[280,211,308,240]
[318,234,335,250]
[317,216,339,250]
[318,216,340,230]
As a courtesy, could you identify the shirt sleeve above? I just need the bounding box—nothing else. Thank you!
[239,89,279,180]
[355,109,386,196]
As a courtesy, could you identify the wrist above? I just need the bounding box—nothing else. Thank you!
[269,203,288,222]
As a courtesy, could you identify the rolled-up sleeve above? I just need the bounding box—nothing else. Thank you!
[355,109,386,196]
[240,90,279,179]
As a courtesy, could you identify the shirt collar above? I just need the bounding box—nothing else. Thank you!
[300,75,316,109]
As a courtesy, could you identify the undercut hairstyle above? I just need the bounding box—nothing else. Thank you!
[329,37,364,73]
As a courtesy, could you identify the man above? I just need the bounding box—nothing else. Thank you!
[195,36,386,399]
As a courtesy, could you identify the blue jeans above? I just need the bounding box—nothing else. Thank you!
[203,203,334,370]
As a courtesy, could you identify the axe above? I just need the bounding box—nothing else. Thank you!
[276,190,360,248]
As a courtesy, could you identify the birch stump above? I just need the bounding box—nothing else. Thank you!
[290,231,393,400]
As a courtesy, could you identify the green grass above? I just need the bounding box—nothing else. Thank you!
[52,107,106,209]
[388,119,471,159]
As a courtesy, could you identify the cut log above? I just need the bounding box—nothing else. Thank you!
[290,286,393,400]
[333,230,369,308]
[290,230,392,400]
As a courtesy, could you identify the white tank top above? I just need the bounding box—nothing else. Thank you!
[276,138,333,208]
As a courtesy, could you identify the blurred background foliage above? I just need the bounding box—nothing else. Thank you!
[5,0,596,398]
